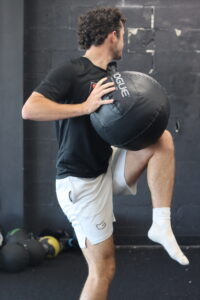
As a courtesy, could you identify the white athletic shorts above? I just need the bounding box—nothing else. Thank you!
[55,147,137,248]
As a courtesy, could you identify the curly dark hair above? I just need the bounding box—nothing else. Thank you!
[78,7,126,50]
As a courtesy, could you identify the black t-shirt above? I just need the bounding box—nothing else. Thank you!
[34,57,112,179]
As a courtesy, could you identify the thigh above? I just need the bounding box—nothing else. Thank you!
[124,147,154,187]
[111,147,137,196]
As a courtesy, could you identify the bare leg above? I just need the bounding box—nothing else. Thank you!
[80,236,115,300]
[125,130,174,207]
[124,130,189,265]
[146,130,175,207]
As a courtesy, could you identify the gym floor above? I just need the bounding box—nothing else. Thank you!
[0,246,199,300]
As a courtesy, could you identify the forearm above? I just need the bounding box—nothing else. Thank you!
[22,92,88,121]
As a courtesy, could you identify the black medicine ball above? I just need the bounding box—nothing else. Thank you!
[90,67,170,151]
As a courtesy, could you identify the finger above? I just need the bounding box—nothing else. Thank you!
[96,77,108,87]
[100,99,114,105]
[100,87,116,97]
[100,81,115,90]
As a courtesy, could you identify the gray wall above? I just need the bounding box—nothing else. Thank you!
[0,0,24,231]
[1,0,200,243]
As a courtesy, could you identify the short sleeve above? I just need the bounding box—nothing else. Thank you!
[34,61,74,103]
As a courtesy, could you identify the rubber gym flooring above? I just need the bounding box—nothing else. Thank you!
[0,246,199,300]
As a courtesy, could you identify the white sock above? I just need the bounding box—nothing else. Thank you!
[148,207,189,265]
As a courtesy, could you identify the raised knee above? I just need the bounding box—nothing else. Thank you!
[158,130,174,153]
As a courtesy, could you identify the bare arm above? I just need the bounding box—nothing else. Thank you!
[22,91,86,121]
[22,77,115,121]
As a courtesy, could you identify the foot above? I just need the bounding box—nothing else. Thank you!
[148,223,189,265]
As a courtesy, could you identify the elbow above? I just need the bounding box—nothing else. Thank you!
[22,92,43,120]
[21,104,32,120]
[21,105,28,119]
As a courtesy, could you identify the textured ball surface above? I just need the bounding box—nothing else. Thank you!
[90,71,170,150]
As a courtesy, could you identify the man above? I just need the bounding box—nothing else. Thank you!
[22,7,189,300]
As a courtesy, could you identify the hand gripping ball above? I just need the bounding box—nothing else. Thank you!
[90,63,170,150]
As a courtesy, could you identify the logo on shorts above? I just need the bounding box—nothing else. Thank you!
[96,221,106,230]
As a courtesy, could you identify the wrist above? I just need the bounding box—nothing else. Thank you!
[81,102,90,115]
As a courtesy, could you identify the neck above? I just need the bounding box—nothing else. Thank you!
[83,45,113,70]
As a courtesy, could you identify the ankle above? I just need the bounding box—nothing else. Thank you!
[152,207,171,225]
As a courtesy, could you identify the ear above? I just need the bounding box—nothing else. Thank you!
[108,31,118,43]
